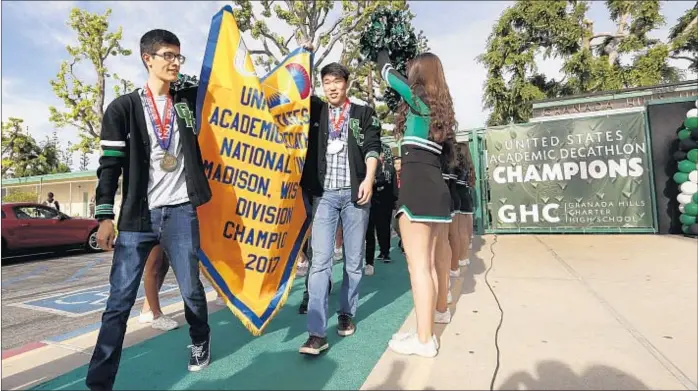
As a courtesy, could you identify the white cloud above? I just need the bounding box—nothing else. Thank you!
[1,77,59,142]
[5,1,77,51]
[2,0,696,174]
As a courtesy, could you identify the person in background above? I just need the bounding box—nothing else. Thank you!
[298,235,336,315]
[297,191,334,315]
[297,236,311,277]
[457,142,477,265]
[364,145,397,275]
[138,245,178,330]
[44,192,60,211]
[139,245,225,330]
[392,156,404,253]
[89,195,96,218]
[333,225,344,262]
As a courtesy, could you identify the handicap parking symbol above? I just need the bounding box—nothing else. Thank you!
[12,283,179,317]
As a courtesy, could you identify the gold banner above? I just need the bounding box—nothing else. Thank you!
[195,5,312,335]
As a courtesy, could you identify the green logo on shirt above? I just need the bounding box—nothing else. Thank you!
[350,118,364,146]
[174,103,195,129]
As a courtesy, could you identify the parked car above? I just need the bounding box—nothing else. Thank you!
[1,202,101,257]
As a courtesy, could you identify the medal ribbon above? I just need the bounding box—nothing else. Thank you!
[143,84,176,150]
[328,100,350,140]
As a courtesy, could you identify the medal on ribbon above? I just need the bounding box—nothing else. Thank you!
[327,100,349,155]
[143,84,178,172]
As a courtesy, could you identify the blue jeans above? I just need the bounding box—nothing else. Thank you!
[307,189,370,337]
[86,203,209,390]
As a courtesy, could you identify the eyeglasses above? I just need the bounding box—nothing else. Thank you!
[151,52,186,64]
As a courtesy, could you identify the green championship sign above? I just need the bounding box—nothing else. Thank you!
[485,112,654,230]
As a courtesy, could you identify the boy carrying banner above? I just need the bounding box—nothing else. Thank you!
[298,44,382,356]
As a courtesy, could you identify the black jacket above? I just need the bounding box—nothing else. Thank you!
[95,87,211,232]
[301,96,382,202]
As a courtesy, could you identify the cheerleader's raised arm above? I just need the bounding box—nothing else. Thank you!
[376,50,429,115]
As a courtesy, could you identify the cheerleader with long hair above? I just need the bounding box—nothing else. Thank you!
[377,49,457,357]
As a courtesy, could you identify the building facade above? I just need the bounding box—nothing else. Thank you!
[1,171,121,219]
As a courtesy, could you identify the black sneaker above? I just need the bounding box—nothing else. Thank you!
[188,336,210,372]
[299,335,329,355]
[299,293,309,314]
[337,313,356,337]
[378,253,392,263]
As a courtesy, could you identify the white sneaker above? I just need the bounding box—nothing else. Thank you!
[459,258,470,267]
[388,333,438,357]
[392,331,440,350]
[333,247,343,262]
[435,309,451,324]
[365,264,375,276]
[297,260,309,277]
[449,269,461,278]
[151,315,178,331]
[447,290,453,304]
[138,311,154,324]
[392,330,412,341]
[215,296,225,306]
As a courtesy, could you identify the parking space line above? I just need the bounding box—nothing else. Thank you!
[10,283,182,317]
[64,258,106,283]
[45,286,215,343]
[1,265,49,287]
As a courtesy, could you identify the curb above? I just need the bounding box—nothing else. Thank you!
[1,342,47,360]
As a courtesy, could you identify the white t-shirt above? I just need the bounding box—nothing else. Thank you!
[139,89,190,209]
[44,200,60,210]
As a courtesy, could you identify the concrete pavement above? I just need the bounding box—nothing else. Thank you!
[362,234,698,390]
[2,234,697,390]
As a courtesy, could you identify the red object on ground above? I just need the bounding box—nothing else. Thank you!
[1,341,47,359]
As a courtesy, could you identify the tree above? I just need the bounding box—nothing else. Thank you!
[62,142,74,169]
[479,0,686,126]
[230,0,405,84]
[79,149,90,171]
[668,1,698,73]
[47,129,75,171]
[49,8,132,154]
[1,118,70,178]
[2,190,39,203]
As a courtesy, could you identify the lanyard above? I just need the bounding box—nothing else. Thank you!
[328,100,350,140]
[143,84,176,150]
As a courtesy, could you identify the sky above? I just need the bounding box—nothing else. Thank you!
[1,1,696,171]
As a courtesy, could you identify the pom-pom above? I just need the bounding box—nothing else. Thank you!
[171,73,199,92]
[359,7,422,113]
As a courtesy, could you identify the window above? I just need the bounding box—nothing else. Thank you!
[13,206,59,220]
[1,210,6,219]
